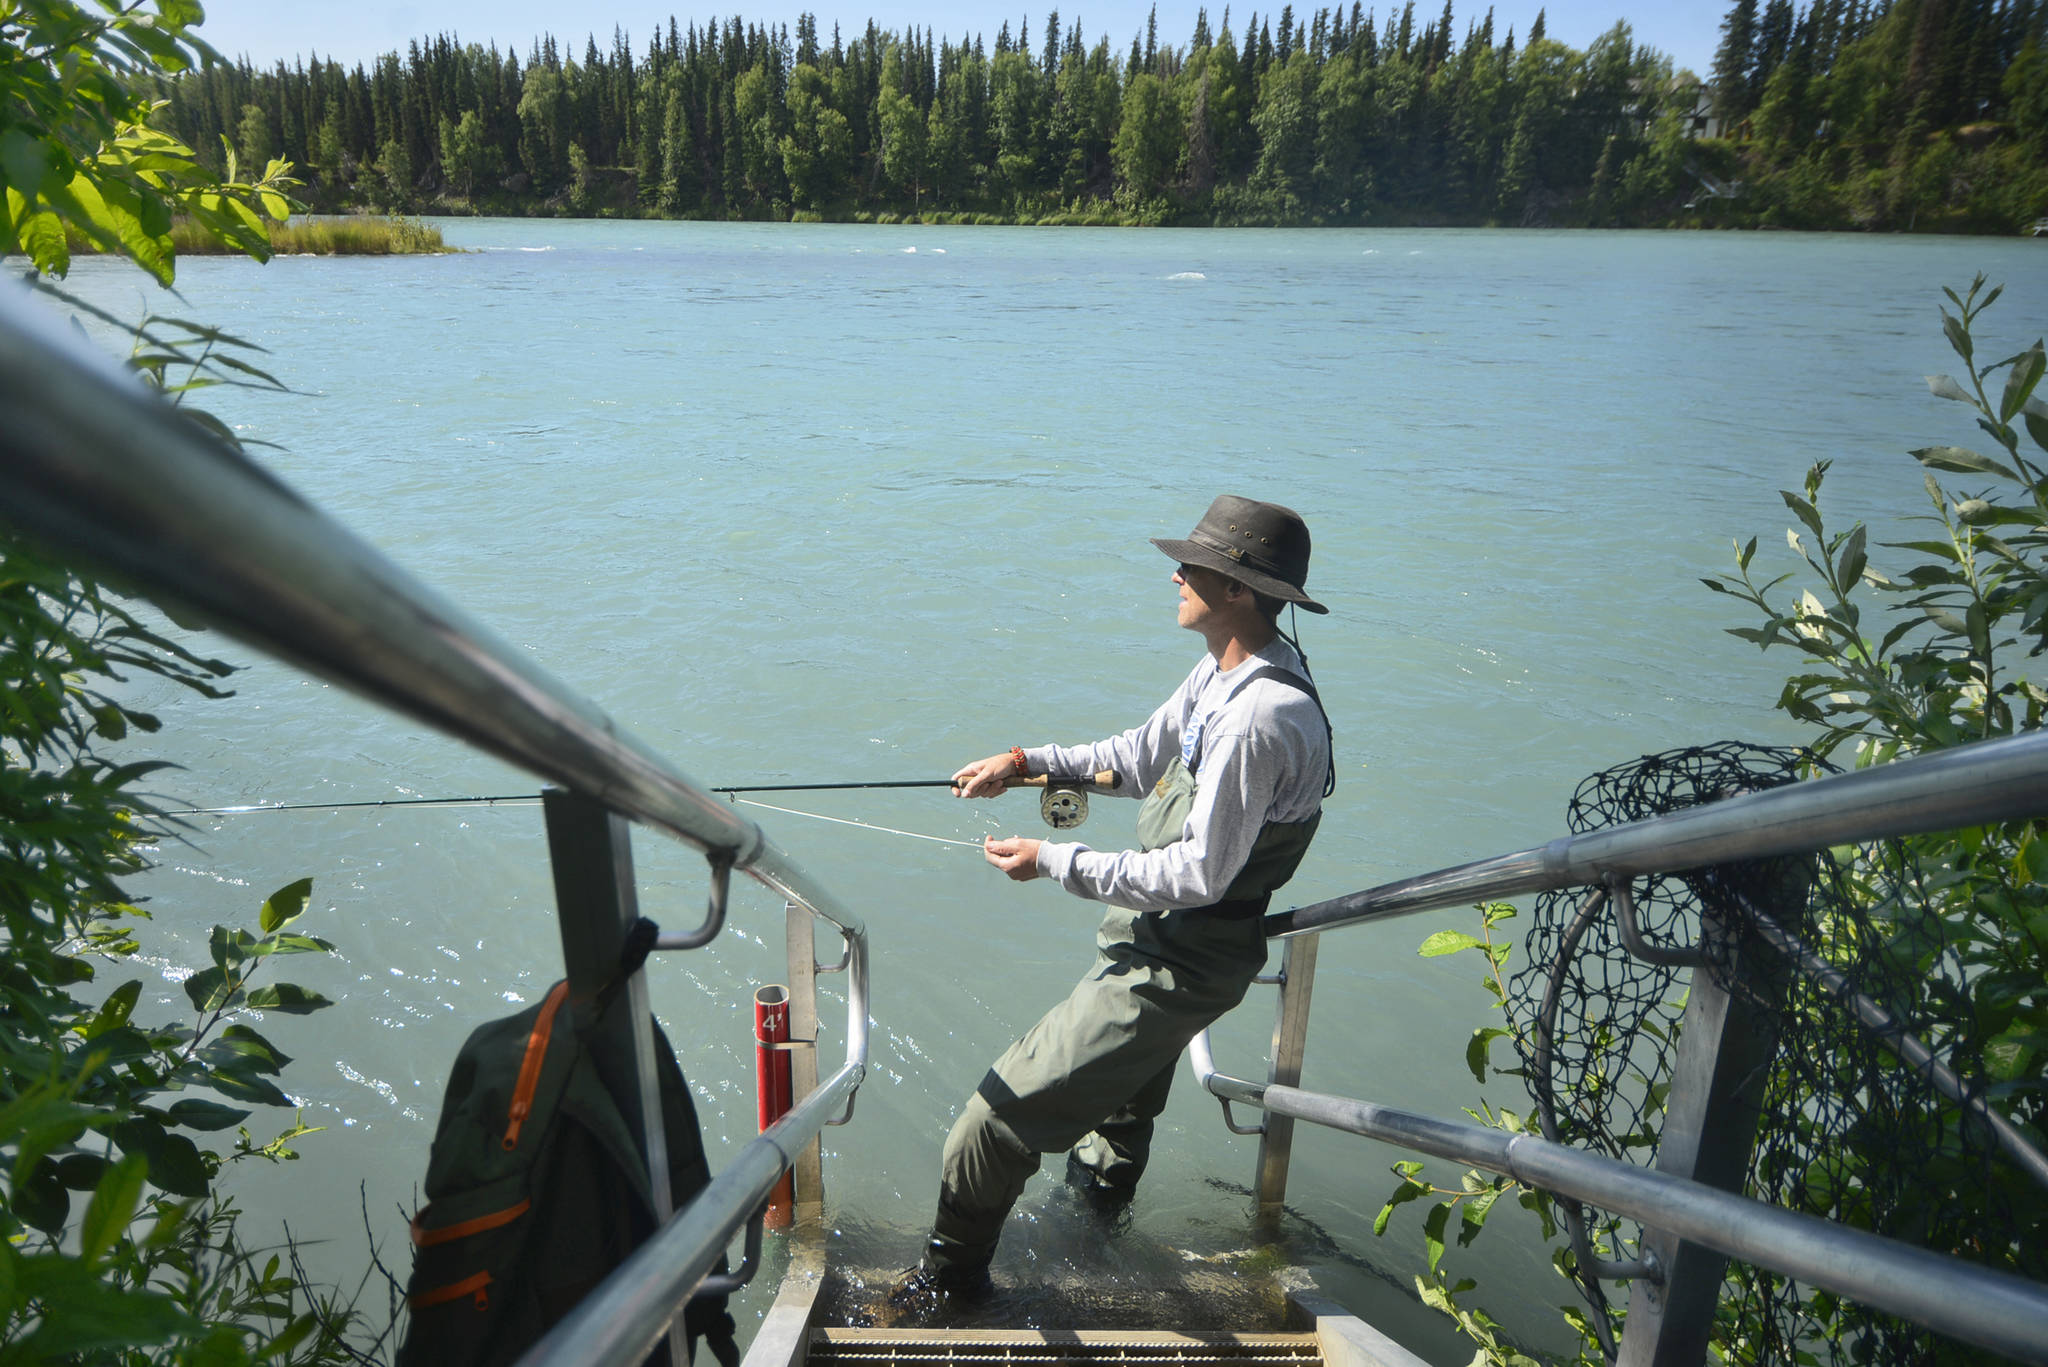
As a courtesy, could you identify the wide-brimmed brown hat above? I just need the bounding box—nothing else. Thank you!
[1151,495,1327,614]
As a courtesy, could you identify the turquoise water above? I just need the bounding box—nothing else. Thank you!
[43,222,2048,1361]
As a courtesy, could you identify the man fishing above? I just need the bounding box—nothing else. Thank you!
[897,494,1335,1306]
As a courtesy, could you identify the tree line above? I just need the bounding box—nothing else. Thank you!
[152,0,2048,230]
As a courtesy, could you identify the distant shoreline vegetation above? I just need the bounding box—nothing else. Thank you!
[64,215,453,258]
[153,1,2048,233]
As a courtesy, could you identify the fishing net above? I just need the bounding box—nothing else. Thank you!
[1505,742,2046,1366]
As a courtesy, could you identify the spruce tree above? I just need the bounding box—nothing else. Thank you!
[719,89,744,210]
[1756,0,1796,95]
[1712,0,1761,122]
[1905,0,1952,119]
[1960,0,2000,121]
[1187,65,1216,187]
[1816,0,1847,71]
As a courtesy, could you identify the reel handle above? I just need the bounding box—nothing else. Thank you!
[1012,771,1121,792]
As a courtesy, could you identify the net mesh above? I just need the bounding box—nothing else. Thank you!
[1504,742,2044,1366]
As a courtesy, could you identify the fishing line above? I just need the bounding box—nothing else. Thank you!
[729,798,986,849]
[156,780,962,816]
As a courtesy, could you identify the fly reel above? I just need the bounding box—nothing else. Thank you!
[1040,785,1089,830]
[1015,770,1117,830]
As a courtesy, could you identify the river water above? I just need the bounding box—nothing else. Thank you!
[43,222,2048,1362]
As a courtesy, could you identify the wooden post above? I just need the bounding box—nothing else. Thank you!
[785,902,824,1216]
[1256,933,1320,1211]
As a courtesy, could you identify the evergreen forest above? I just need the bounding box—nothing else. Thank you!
[156,0,2048,231]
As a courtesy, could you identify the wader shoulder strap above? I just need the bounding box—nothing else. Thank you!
[1236,665,1324,710]
[1191,666,1335,797]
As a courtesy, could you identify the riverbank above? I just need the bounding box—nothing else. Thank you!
[55,214,455,258]
[160,215,455,256]
[248,215,450,255]
[323,149,2048,234]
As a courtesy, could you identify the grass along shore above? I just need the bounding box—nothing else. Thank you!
[193,214,453,255]
[49,214,454,258]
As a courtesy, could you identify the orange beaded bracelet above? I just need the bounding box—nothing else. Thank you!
[1010,745,1028,777]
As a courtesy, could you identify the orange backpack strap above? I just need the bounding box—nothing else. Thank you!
[410,1198,532,1248]
[502,981,572,1151]
[409,1269,493,1311]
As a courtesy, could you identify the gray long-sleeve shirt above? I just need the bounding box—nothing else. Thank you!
[1024,637,1328,912]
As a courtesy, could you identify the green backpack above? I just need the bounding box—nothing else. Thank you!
[398,969,737,1367]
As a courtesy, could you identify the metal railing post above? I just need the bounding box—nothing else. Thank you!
[540,788,685,1367]
[1617,891,1792,1367]
[1256,933,1320,1211]
[784,902,824,1216]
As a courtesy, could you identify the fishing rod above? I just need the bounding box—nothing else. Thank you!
[157,794,541,815]
[708,780,959,793]
[707,773,1120,793]
[159,772,1123,830]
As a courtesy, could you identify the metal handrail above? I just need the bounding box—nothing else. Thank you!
[1209,722,2048,1362]
[1265,726,2048,940]
[0,287,871,1363]
[520,1058,860,1367]
[1186,1038,2048,1366]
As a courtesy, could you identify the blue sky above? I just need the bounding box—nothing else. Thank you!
[189,0,1724,77]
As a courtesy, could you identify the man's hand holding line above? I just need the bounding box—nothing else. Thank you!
[983,836,1042,881]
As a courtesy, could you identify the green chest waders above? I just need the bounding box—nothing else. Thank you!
[925,664,1334,1276]
[1121,663,1330,943]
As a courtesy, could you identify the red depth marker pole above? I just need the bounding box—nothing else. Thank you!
[753,984,794,1229]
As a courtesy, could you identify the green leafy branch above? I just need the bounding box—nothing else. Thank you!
[1703,275,2048,761]
[1371,902,1625,1367]
[28,277,294,428]
[3,7,379,1361]
[0,878,358,1365]
[1385,283,2048,1367]
[1,538,234,768]
[1701,278,2048,1107]
[5,530,373,1364]
[3,1,303,285]
[1376,907,1537,1247]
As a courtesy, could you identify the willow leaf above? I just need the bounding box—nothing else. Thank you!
[1912,446,2019,481]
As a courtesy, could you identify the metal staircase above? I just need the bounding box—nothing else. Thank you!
[742,1245,1426,1367]
[806,1328,1325,1367]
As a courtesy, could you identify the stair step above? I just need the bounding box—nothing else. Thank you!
[807,1328,1323,1367]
